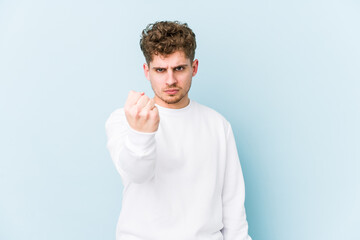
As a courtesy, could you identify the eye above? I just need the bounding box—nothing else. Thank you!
[155,68,165,73]
[175,66,184,71]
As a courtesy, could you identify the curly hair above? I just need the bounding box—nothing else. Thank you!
[140,21,197,64]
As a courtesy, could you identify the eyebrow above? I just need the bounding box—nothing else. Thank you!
[152,64,189,70]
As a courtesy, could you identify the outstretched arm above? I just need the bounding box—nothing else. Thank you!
[105,91,159,184]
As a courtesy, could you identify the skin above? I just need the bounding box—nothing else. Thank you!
[143,51,199,109]
[124,91,159,133]
[124,50,198,133]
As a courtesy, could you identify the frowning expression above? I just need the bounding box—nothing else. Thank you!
[143,51,198,109]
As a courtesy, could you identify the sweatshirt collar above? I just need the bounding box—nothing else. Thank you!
[155,99,193,115]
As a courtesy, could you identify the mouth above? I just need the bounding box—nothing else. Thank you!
[164,89,179,95]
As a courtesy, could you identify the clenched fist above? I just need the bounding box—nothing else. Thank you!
[124,90,160,133]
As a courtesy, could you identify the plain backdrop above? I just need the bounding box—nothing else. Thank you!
[0,0,359,239]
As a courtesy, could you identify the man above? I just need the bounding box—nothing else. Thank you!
[105,21,252,240]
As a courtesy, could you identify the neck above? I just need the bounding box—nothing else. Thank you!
[154,96,190,109]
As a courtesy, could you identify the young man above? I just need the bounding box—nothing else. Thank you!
[105,21,252,240]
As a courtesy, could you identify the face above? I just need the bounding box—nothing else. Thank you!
[143,51,199,109]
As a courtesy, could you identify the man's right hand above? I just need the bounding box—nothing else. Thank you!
[124,90,160,133]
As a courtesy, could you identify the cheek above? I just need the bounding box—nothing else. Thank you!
[178,72,192,82]
[150,74,166,83]
[183,73,193,85]
[150,78,164,90]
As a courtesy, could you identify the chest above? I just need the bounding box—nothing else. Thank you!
[154,116,227,181]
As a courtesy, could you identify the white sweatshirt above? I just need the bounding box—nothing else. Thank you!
[105,99,251,240]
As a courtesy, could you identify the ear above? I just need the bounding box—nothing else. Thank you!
[143,63,150,80]
[192,59,199,77]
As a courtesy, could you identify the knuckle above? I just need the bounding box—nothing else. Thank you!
[149,110,158,119]
[139,110,150,119]
[149,99,155,106]
[129,107,139,117]
[128,90,135,97]
[135,106,142,115]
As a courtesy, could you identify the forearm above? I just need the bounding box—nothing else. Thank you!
[114,127,157,183]
[105,109,157,184]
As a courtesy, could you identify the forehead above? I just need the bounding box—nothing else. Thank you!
[149,51,191,67]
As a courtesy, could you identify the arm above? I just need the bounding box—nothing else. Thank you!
[105,109,157,184]
[221,123,252,240]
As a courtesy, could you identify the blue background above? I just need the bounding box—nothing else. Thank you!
[1,0,359,239]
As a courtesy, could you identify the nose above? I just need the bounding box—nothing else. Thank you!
[165,71,177,86]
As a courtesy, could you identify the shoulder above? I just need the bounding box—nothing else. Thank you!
[191,101,231,131]
[105,107,126,129]
[107,107,125,118]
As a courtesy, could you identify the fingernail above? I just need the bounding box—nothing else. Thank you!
[140,92,145,95]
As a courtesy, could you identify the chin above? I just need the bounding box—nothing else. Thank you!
[162,95,183,105]
[164,98,182,105]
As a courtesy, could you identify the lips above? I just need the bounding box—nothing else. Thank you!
[165,89,179,94]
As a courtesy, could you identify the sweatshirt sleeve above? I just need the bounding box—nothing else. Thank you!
[221,123,252,240]
[105,108,157,184]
